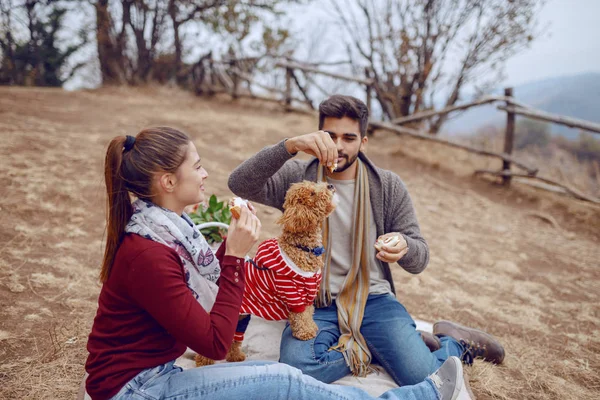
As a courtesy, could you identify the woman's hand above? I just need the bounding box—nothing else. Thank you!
[225,205,261,258]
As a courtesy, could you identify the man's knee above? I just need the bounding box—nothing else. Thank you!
[279,328,348,383]
[279,331,313,368]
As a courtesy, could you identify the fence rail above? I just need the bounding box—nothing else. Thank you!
[497,105,600,135]
[192,56,600,204]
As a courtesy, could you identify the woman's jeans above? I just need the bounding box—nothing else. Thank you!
[111,360,442,400]
[280,294,464,386]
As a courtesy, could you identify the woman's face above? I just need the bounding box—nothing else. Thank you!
[174,141,208,206]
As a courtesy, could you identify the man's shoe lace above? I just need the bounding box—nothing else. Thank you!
[460,339,486,365]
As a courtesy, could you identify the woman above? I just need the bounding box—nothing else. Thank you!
[85,127,469,400]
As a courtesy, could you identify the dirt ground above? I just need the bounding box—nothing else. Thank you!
[0,86,598,399]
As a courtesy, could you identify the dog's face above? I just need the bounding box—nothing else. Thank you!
[277,181,336,233]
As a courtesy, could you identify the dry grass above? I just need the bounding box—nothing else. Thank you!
[1,86,599,399]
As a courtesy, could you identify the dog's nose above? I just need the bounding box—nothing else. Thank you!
[327,184,335,192]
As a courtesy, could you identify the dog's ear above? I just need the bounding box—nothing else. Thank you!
[277,204,320,233]
[278,181,323,233]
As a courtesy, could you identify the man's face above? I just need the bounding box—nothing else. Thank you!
[321,116,367,173]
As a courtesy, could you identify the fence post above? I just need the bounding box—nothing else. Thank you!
[365,68,372,112]
[230,60,238,100]
[502,87,515,185]
[285,67,292,111]
[207,57,219,96]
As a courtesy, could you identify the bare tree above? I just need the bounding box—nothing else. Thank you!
[0,0,88,86]
[95,0,295,86]
[95,0,127,84]
[329,0,544,132]
[167,0,228,82]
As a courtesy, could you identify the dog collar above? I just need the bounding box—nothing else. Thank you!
[295,244,325,257]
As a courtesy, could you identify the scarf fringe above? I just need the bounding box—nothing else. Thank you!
[330,342,374,378]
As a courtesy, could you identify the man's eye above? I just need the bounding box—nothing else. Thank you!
[196,165,202,170]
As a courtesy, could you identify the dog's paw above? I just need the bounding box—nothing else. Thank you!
[292,322,318,341]
[195,354,215,367]
[226,351,247,362]
[226,341,247,362]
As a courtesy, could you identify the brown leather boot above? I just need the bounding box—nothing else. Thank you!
[433,320,505,364]
[419,330,441,352]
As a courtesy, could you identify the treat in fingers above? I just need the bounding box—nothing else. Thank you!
[374,235,401,252]
[229,197,249,219]
[328,161,338,174]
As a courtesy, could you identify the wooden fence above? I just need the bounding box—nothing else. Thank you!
[193,56,600,204]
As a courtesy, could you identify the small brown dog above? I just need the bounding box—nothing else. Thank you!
[195,181,336,366]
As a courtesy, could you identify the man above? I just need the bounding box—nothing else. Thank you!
[228,95,504,386]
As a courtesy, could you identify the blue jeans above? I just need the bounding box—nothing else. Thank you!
[110,360,442,400]
[280,294,464,386]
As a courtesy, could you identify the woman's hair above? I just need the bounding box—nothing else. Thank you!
[101,127,190,282]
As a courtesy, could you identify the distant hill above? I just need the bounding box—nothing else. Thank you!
[442,72,600,139]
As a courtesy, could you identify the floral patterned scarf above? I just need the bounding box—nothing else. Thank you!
[125,199,220,311]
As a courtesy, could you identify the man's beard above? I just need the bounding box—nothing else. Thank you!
[335,152,359,173]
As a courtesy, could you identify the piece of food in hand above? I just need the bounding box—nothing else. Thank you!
[328,161,338,173]
[374,235,401,251]
[229,197,249,219]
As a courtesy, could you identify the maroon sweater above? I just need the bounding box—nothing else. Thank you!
[85,234,245,400]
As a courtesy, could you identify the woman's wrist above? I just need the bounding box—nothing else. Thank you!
[220,255,245,285]
[224,250,246,259]
[223,252,246,265]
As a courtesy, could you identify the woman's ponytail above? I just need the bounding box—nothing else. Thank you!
[100,136,133,282]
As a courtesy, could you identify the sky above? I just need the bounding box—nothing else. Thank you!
[502,0,600,86]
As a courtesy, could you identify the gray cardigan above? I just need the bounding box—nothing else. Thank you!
[227,140,429,295]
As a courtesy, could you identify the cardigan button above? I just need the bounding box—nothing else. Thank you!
[234,272,239,277]
[234,278,239,283]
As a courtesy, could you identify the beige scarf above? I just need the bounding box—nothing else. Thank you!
[316,158,373,377]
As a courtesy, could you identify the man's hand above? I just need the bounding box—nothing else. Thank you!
[375,233,408,263]
[285,131,338,168]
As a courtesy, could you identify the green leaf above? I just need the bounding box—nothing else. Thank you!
[209,195,218,210]
[210,232,223,243]
[192,193,235,242]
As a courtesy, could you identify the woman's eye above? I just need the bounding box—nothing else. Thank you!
[196,165,203,170]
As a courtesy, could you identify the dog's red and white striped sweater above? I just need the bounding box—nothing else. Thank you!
[234,238,322,342]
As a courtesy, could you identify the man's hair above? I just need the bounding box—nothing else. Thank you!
[318,95,369,138]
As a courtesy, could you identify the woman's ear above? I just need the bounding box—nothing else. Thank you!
[158,172,178,193]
